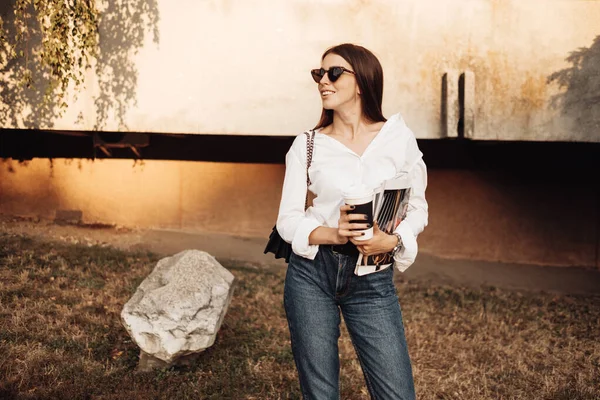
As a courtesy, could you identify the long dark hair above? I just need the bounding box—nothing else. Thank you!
[314,43,387,130]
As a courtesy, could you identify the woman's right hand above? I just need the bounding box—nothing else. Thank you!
[335,204,370,245]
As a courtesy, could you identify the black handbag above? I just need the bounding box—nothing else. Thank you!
[264,130,315,263]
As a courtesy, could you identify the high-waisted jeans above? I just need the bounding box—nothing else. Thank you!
[283,246,416,400]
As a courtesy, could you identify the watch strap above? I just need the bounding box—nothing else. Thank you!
[391,233,403,256]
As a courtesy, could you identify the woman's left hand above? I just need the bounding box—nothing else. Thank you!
[350,222,398,256]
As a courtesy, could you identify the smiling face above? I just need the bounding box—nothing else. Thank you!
[317,53,361,112]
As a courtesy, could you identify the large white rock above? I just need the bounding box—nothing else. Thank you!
[121,250,235,363]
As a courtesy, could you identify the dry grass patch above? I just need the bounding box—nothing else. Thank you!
[0,232,599,399]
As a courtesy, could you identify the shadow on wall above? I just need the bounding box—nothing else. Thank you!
[93,0,159,130]
[547,35,600,139]
[0,0,159,130]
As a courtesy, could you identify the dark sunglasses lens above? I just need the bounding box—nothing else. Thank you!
[328,67,344,82]
[311,69,325,83]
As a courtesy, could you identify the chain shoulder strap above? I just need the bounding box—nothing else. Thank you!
[304,130,316,210]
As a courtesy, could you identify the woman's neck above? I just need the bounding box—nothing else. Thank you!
[331,105,370,140]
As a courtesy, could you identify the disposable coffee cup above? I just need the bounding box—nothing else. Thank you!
[344,190,374,241]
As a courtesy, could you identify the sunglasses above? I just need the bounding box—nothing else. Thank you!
[310,66,355,83]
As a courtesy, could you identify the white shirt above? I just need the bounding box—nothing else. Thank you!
[276,113,428,272]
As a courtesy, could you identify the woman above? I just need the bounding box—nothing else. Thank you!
[276,43,428,400]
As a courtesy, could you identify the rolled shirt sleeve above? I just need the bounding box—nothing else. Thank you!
[393,133,429,272]
[276,136,321,260]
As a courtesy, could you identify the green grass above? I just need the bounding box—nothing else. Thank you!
[0,232,599,399]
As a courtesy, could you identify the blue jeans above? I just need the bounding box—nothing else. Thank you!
[284,246,416,400]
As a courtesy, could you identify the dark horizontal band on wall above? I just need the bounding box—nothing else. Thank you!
[1,129,599,174]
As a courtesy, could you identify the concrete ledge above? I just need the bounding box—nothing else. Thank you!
[406,253,600,296]
[138,229,600,296]
[2,214,597,295]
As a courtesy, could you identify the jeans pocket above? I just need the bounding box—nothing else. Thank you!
[362,267,396,298]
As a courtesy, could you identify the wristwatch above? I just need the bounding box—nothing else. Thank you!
[391,233,403,256]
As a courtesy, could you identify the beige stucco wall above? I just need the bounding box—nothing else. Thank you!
[1,0,599,141]
[1,158,597,269]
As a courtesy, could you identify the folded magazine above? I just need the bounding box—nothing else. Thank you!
[354,176,411,275]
